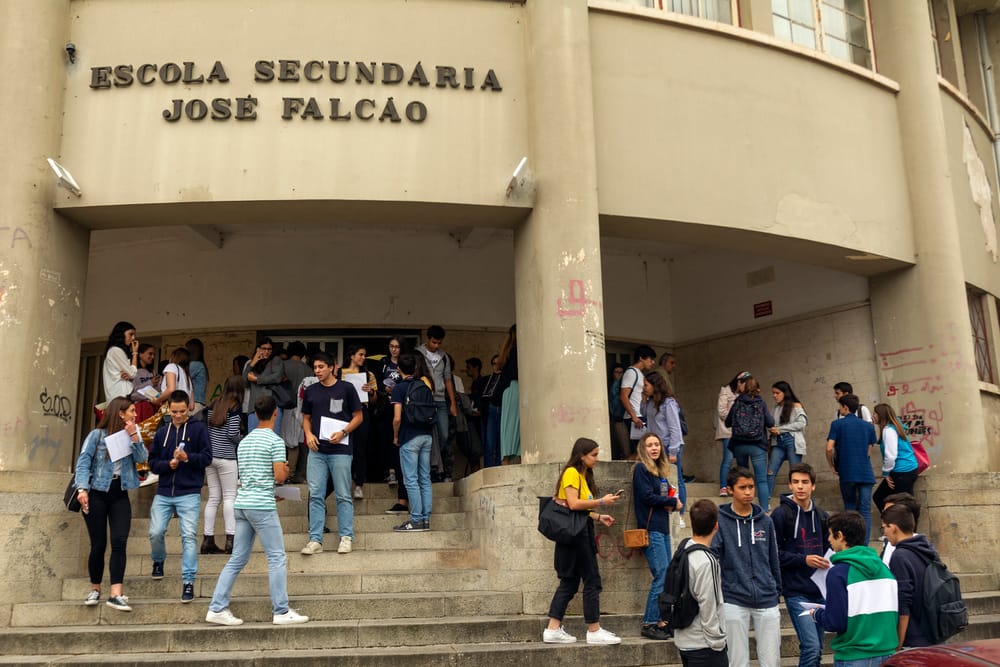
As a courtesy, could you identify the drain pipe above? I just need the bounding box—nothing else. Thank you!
[975,11,1000,189]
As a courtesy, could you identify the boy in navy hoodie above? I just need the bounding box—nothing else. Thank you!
[882,503,939,649]
[770,463,830,667]
[712,467,782,667]
[148,390,212,603]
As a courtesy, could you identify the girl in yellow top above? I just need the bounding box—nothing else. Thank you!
[543,437,622,645]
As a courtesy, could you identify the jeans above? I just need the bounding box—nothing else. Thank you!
[787,595,825,667]
[642,530,671,624]
[400,434,433,524]
[248,406,282,434]
[718,438,733,489]
[839,480,874,545]
[833,658,891,667]
[208,508,289,615]
[723,602,781,667]
[767,433,801,496]
[484,403,502,468]
[675,447,687,515]
[680,647,730,667]
[433,400,452,476]
[83,478,131,586]
[307,452,353,542]
[204,457,238,536]
[149,493,201,583]
[731,443,770,508]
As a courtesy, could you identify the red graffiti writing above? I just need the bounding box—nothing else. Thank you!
[885,376,944,397]
[549,404,600,428]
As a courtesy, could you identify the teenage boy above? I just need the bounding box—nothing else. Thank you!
[826,393,878,544]
[882,504,938,649]
[770,463,830,667]
[206,395,309,626]
[711,467,782,667]
[300,351,363,556]
[391,354,436,532]
[813,511,898,666]
[833,382,872,422]
[674,499,728,667]
[148,390,212,603]
[415,325,457,481]
[879,492,921,566]
[619,345,656,459]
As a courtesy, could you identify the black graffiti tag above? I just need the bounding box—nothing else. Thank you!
[39,388,72,422]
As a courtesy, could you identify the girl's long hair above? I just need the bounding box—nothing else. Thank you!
[168,347,191,374]
[554,437,599,497]
[251,338,273,374]
[873,403,907,440]
[343,344,365,370]
[98,397,134,434]
[137,343,156,373]
[772,380,802,424]
[209,375,246,428]
[743,376,761,397]
[646,371,671,409]
[636,432,671,479]
[104,321,135,355]
[498,324,516,369]
[186,338,208,382]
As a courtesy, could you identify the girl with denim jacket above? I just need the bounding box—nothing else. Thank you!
[75,396,148,612]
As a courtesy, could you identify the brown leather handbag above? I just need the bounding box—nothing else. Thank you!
[622,501,653,549]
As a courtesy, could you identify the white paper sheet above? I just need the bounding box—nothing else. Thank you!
[342,373,368,403]
[810,549,835,599]
[797,602,825,617]
[274,486,302,501]
[137,386,160,400]
[319,416,350,443]
[104,429,134,463]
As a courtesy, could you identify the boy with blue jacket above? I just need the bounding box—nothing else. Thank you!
[712,467,782,667]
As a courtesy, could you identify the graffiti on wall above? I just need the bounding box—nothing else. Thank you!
[39,388,73,422]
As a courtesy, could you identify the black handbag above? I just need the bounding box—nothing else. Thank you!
[537,496,589,544]
[271,380,297,410]
[64,476,82,512]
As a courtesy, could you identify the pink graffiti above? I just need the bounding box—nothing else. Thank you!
[879,347,930,371]
[2,417,24,435]
[885,376,944,397]
[550,404,600,428]
[556,279,602,319]
[595,531,636,561]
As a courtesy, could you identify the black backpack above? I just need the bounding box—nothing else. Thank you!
[403,380,436,427]
[730,398,763,440]
[659,538,714,631]
[899,544,968,644]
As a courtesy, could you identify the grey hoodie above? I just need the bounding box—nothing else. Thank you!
[711,502,782,608]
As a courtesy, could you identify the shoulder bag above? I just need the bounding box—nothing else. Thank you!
[537,496,589,544]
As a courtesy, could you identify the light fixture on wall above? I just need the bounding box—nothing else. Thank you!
[46,158,82,197]
[65,42,76,64]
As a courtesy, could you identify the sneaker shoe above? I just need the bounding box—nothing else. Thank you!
[387,470,397,487]
[683,474,696,483]
[181,582,195,603]
[353,486,364,499]
[385,503,409,515]
[300,540,323,555]
[151,561,164,580]
[393,520,428,532]
[106,595,131,612]
[206,608,243,626]
[443,476,453,483]
[84,590,100,606]
[139,473,159,488]
[641,624,672,640]
[542,626,577,644]
[678,516,687,529]
[719,488,729,497]
[273,608,310,625]
[420,520,430,531]
[586,627,621,645]
[337,536,353,554]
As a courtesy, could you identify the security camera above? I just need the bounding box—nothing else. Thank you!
[65,42,76,64]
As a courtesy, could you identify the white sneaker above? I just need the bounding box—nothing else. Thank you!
[586,627,621,645]
[353,486,364,499]
[542,626,577,644]
[84,590,100,606]
[206,608,243,626]
[337,536,353,554]
[273,608,310,625]
[300,540,323,555]
[678,516,687,529]
[139,473,159,488]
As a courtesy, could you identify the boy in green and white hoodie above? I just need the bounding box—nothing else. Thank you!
[813,511,898,667]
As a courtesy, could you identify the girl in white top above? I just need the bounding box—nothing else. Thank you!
[102,321,140,401]
[159,347,195,410]
[766,380,807,497]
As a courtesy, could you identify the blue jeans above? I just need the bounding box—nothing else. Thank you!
[834,657,890,667]
[400,434,433,523]
[433,400,451,476]
[208,508,289,615]
[839,480,873,545]
[767,433,801,496]
[642,530,671,624]
[787,595,825,667]
[484,403,501,468]
[248,406,282,434]
[719,438,734,489]
[675,447,687,515]
[731,443,769,508]
[307,452,353,542]
[149,493,201,583]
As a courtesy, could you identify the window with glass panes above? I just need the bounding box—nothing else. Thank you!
[968,289,996,384]
[772,0,872,69]
[667,0,733,23]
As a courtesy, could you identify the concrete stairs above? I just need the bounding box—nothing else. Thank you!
[1,479,998,666]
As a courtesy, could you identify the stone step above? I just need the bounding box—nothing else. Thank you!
[131,494,461,518]
[61,568,490,601]
[8,590,524,628]
[128,510,466,536]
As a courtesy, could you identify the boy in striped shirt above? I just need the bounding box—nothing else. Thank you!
[205,395,309,626]
[812,511,898,666]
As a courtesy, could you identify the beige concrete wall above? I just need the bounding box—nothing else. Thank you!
[589,10,915,263]
[57,0,528,212]
[982,391,1000,471]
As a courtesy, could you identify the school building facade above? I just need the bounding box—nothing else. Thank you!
[2,0,1000,600]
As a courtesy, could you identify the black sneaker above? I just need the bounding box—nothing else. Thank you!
[420,520,430,531]
[151,561,164,580]
[393,520,428,532]
[641,624,672,640]
[106,595,132,612]
[181,582,195,603]
[384,503,409,515]
[683,475,696,483]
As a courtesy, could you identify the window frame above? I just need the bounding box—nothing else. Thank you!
[770,0,875,70]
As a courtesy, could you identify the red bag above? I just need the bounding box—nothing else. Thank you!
[911,439,930,474]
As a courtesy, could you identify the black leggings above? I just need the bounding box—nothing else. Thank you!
[83,478,131,586]
[873,469,920,514]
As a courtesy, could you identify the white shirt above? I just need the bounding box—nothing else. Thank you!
[102,347,137,401]
[160,363,192,396]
